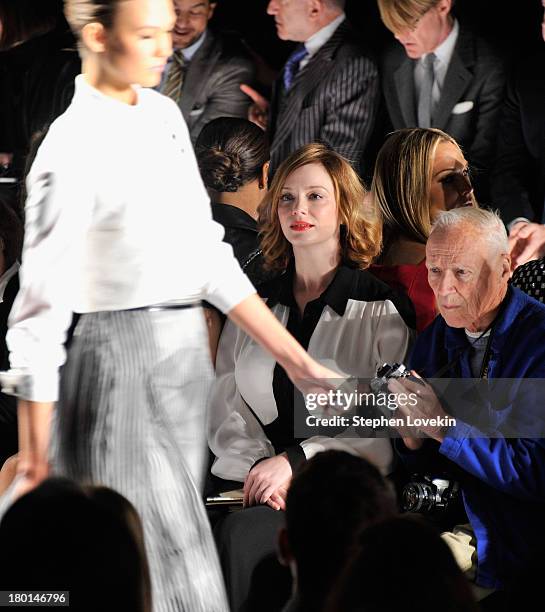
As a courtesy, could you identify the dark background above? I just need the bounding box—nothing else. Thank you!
[212,0,543,70]
[38,0,545,71]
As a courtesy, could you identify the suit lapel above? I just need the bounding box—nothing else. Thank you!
[393,58,417,126]
[179,31,219,117]
[433,29,474,129]
[271,21,350,155]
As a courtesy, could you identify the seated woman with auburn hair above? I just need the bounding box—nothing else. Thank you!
[370,128,477,332]
[209,142,415,497]
[208,143,414,609]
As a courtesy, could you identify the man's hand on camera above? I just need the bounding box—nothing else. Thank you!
[387,372,449,443]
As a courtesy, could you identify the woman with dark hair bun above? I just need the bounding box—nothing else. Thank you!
[196,118,272,363]
[196,117,271,287]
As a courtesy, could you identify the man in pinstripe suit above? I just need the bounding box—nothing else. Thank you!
[242,0,380,175]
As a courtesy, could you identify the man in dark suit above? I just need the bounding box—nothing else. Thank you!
[161,0,256,143]
[378,0,505,203]
[491,1,545,269]
[242,0,379,174]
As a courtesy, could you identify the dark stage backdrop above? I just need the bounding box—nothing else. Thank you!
[212,0,543,71]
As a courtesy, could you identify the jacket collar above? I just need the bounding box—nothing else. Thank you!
[260,260,356,316]
[211,202,257,233]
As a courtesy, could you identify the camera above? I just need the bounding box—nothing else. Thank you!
[402,476,459,514]
[366,363,424,419]
[369,362,420,396]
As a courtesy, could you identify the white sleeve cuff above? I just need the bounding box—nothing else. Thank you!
[0,368,59,402]
[205,272,256,314]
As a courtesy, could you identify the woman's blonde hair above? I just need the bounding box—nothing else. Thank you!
[371,127,474,247]
[377,0,443,33]
[258,143,381,272]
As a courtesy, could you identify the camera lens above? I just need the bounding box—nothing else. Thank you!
[402,482,435,513]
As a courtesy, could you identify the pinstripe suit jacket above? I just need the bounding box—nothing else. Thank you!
[268,21,379,174]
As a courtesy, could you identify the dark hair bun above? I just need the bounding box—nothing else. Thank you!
[198,148,244,193]
[196,118,270,193]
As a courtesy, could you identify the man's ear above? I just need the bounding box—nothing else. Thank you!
[501,253,511,280]
[277,527,293,567]
[208,1,218,21]
[81,22,107,54]
[436,0,453,18]
[308,0,323,18]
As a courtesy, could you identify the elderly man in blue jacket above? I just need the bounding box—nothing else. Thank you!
[388,207,545,600]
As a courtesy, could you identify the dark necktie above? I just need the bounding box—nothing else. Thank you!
[163,50,187,102]
[283,44,309,91]
[417,52,436,128]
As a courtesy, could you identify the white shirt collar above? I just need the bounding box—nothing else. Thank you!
[422,18,459,66]
[304,13,346,58]
[0,261,19,303]
[181,29,207,61]
[75,74,143,110]
[465,327,491,339]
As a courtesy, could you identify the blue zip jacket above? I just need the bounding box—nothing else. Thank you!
[398,286,545,589]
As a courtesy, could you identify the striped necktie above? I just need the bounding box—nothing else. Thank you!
[163,50,187,102]
[283,44,309,91]
[417,52,436,128]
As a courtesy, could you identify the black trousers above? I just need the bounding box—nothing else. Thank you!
[213,505,292,612]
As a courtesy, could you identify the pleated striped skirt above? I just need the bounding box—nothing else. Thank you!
[51,308,229,612]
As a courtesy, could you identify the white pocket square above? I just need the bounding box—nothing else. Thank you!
[452,101,474,115]
[189,107,205,117]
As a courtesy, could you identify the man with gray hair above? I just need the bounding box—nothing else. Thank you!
[241,0,379,174]
[388,207,545,600]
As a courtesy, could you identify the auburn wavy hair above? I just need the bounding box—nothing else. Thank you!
[258,143,381,272]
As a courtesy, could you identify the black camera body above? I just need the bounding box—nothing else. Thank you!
[369,362,425,396]
[366,363,425,420]
[402,476,460,514]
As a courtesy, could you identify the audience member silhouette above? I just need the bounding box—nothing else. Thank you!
[0,477,151,612]
[325,515,478,612]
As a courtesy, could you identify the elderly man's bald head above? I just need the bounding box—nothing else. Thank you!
[426,208,511,332]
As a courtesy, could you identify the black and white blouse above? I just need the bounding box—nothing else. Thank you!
[208,263,415,482]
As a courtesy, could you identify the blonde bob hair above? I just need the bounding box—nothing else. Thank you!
[258,143,381,272]
[377,0,449,33]
[371,128,476,247]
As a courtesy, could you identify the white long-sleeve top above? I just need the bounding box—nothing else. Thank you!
[208,265,415,481]
[5,75,255,402]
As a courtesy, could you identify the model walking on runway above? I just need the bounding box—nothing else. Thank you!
[1,1,340,610]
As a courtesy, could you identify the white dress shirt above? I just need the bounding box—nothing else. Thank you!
[208,265,413,482]
[181,29,207,61]
[5,75,255,402]
[414,19,460,113]
[300,12,346,70]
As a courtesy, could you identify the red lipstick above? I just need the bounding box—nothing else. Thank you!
[290,222,313,232]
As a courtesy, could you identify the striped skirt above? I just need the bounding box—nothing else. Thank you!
[51,308,229,612]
